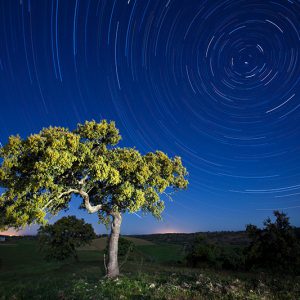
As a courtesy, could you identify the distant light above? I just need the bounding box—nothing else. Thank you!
[154,228,186,234]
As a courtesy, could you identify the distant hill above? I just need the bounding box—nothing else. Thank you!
[131,231,250,247]
[3,228,300,247]
[132,228,300,247]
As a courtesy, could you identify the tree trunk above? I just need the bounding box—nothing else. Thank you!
[107,212,122,278]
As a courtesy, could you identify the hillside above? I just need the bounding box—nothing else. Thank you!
[131,231,250,246]
[79,236,153,251]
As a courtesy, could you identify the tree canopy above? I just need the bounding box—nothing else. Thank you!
[0,120,188,229]
[38,216,96,261]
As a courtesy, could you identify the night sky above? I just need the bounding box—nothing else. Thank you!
[1,0,300,235]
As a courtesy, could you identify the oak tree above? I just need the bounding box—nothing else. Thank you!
[38,216,96,261]
[0,120,188,277]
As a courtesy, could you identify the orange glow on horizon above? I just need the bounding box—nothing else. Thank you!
[0,228,21,236]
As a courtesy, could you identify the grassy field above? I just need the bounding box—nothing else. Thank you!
[0,238,299,299]
[79,236,154,251]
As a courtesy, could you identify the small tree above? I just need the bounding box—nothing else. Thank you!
[0,120,188,277]
[38,216,96,261]
[246,211,300,274]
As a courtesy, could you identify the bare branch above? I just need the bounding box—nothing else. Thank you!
[42,201,53,211]
[42,188,102,214]
[42,189,77,211]
[78,175,88,186]
[78,189,102,213]
[58,189,78,198]
[104,253,108,275]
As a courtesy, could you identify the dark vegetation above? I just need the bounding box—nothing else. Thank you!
[185,236,245,271]
[0,236,299,299]
[0,211,299,299]
[134,231,250,247]
[135,211,300,275]
[245,210,300,274]
[37,216,96,261]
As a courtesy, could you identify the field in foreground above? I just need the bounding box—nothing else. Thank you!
[0,237,299,300]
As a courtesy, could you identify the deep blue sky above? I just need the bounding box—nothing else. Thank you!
[1,0,300,235]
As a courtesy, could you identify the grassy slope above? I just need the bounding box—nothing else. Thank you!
[79,236,154,251]
[136,244,184,263]
[0,239,299,300]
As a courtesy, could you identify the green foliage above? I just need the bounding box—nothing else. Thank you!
[217,246,245,271]
[0,120,188,229]
[186,236,217,268]
[186,235,245,270]
[245,210,300,274]
[37,216,96,261]
[118,237,134,257]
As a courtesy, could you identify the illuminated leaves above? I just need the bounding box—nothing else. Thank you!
[0,120,188,229]
[75,120,121,146]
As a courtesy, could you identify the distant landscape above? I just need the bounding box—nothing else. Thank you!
[1,227,299,299]
[132,231,250,246]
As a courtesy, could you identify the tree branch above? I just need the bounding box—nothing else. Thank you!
[42,189,77,211]
[58,189,78,198]
[78,189,102,213]
[78,175,88,186]
[42,188,102,214]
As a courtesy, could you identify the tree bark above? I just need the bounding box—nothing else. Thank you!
[107,212,122,278]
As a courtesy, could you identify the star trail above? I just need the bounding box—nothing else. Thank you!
[0,0,299,234]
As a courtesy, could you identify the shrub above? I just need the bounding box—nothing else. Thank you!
[186,235,245,270]
[245,210,300,274]
[105,236,135,257]
[186,236,217,268]
[218,246,245,270]
[118,237,134,257]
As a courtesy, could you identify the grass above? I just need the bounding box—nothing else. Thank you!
[135,244,184,263]
[0,238,299,299]
[79,236,153,251]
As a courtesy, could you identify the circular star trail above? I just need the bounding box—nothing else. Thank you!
[0,0,300,230]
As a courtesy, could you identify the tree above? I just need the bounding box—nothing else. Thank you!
[245,211,300,274]
[0,120,188,277]
[38,216,96,261]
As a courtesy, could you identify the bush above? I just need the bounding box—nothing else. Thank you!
[245,210,300,274]
[186,236,217,268]
[186,235,245,270]
[218,246,245,270]
[118,237,134,257]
